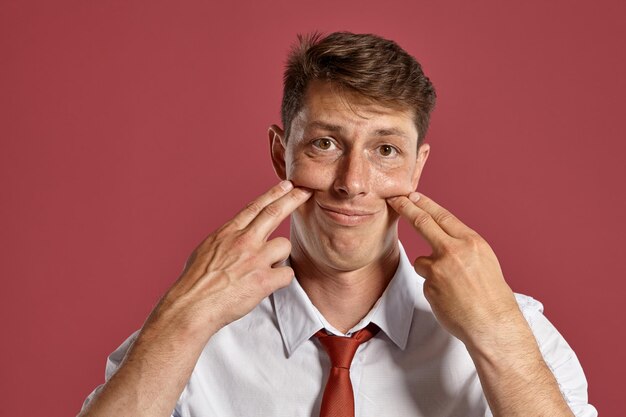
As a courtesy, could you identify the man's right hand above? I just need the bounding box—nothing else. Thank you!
[147,180,312,343]
[79,180,311,417]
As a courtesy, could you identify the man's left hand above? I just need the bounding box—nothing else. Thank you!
[387,192,526,350]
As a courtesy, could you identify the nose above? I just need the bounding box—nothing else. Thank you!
[333,150,370,198]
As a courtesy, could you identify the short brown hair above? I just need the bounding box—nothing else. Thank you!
[281,31,436,146]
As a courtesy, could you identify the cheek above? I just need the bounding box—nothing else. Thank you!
[372,169,416,199]
[286,157,333,191]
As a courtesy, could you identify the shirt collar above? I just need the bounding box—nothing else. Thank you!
[272,241,421,357]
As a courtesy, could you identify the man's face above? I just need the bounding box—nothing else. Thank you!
[270,80,430,272]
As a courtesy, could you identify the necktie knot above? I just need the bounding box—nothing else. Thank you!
[317,335,360,369]
[315,325,377,369]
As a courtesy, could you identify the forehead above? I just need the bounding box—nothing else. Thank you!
[291,80,418,139]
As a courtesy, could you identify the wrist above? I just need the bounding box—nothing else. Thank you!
[464,313,542,368]
[142,295,224,351]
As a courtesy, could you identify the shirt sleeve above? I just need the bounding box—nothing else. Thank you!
[79,330,183,417]
[79,330,139,411]
[515,294,598,417]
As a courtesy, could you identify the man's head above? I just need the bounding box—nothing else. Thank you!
[269,32,436,272]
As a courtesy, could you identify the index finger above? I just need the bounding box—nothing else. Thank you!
[412,193,473,238]
[247,186,312,240]
[229,180,295,230]
[387,195,451,250]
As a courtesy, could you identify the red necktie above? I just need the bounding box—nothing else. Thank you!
[314,324,379,417]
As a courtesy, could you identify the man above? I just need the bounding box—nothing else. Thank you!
[79,32,596,417]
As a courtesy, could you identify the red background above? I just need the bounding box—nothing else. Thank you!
[1,0,624,415]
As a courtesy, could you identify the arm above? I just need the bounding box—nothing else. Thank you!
[387,193,578,417]
[78,181,312,417]
[518,298,597,417]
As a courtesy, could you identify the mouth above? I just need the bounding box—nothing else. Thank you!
[316,201,378,226]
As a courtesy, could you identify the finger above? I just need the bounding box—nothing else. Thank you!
[387,195,451,250]
[413,256,433,279]
[230,181,295,230]
[260,236,292,266]
[257,266,295,297]
[413,193,473,238]
[247,187,312,240]
[268,266,295,290]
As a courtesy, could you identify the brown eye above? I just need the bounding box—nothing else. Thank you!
[379,145,396,156]
[314,138,334,150]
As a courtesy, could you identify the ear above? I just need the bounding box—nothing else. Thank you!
[411,143,430,189]
[268,124,287,180]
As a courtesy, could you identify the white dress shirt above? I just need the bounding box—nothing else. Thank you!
[82,242,597,416]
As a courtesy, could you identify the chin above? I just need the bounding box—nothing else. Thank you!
[310,227,397,272]
[317,246,376,272]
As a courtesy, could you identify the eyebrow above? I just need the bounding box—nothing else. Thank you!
[307,121,344,133]
[306,121,410,138]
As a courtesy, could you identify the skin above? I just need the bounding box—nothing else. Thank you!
[79,79,574,417]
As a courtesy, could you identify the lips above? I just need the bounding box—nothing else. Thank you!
[317,202,375,216]
[316,201,378,226]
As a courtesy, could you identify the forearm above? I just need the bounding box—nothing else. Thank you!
[78,306,220,417]
[467,318,574,417]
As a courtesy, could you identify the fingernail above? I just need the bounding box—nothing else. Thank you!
[280,180,293,191]
[408,192,420,203]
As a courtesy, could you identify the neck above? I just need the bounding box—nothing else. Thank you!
[289,235,400,334]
